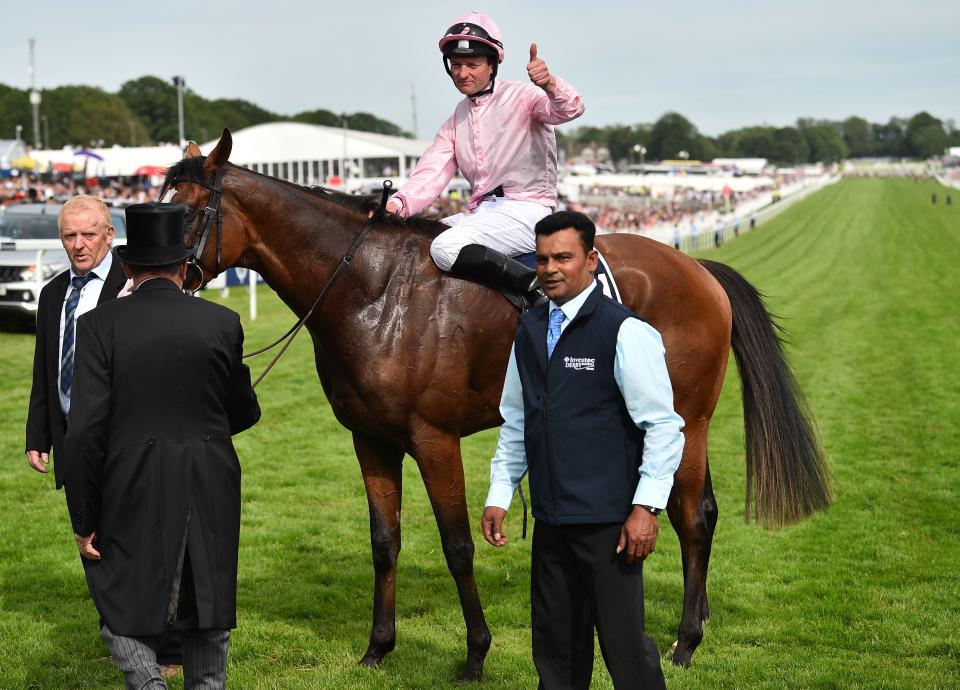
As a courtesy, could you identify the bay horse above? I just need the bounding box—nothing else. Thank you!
[163,130,830,681]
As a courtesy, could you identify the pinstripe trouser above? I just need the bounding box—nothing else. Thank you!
[100,624,230,690]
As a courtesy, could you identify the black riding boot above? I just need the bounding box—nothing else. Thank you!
[450,244,545,308]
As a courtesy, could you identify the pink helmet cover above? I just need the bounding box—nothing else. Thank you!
[439,11,505,63]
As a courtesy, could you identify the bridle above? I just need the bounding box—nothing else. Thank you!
[160,166,392,387]
[160,165,227,292]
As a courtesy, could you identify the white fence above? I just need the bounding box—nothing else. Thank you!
[935,174,960,191]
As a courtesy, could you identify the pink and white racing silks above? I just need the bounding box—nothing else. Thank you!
[392,78,585,218]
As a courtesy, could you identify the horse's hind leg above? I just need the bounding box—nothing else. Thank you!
[353,433,405,667]
[409,427,491,682]
[666,422,719,667]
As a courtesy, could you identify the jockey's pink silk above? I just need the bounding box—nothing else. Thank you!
[393,78,585,217]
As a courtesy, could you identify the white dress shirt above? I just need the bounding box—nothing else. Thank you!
[58,251,113,414]
[486,281,685,512]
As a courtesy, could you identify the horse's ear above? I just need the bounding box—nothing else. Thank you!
[205,129,232,170]
[185,142,202,158]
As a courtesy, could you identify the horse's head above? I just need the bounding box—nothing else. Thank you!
[162,129,250,291]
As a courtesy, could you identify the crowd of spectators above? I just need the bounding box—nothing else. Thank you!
[420,194,467,219]
[1,173,799,241]
[1,175,160,210]
[389,183,776,231]
[569,186,769,234]
[376,185,774,239]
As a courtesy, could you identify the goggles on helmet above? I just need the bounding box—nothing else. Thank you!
[440,22,504,64]
[443,22,503,50]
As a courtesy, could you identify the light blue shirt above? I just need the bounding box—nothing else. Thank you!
[485,282,685,512]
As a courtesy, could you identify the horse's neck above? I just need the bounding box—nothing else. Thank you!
[243,196,393,319]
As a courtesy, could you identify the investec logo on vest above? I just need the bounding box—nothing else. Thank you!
[563,356,595,371]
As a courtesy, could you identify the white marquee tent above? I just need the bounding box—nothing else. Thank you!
[26,122,434,189]
[0,139,29,169]
[199,122,434,189]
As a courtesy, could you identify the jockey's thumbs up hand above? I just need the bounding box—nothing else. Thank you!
[527,42,556,94]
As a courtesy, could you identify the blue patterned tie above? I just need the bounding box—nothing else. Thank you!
[60,273,97,410]
[546,307,565,360]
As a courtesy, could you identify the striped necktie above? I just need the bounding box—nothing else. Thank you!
[546,307,565,360]
[60,273,98,411]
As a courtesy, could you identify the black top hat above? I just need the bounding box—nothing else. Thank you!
[116,203,193,266]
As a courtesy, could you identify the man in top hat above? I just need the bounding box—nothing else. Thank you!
[63,203,261,689]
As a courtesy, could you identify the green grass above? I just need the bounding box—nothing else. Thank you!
[1,178,958,688]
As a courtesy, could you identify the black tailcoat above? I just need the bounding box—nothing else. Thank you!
[63,279,260,636]
[24,250,127,488]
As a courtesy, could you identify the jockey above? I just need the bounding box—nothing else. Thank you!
[386,12,585,302]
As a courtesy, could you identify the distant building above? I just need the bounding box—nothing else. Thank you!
[711,158,769,175]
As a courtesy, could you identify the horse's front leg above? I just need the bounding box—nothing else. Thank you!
[353,432,405,667]
[409,425,491,682]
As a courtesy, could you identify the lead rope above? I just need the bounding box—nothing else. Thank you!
[518,480,528,539]
[247,180,393,388]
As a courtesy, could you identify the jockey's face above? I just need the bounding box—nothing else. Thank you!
[535,228,598,305]
[450,57,494,95]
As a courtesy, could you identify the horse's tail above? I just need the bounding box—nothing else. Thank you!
[698,259,832,527]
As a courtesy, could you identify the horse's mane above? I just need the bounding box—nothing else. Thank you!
[163,157,447,239]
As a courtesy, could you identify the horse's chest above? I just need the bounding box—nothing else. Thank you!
[313,341,412,431]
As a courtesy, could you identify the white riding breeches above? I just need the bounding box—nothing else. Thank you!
[430,198,552,271]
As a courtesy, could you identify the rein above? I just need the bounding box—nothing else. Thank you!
[246,208,379,387]
[164,169,392,388]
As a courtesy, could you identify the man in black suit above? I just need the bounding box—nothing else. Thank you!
[64,202,260,689]
[25,195,127,483]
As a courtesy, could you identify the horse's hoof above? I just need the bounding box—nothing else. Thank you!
[358,653,382,668]
[457,668,483,683]
[669,641,693,668]
[359,635,395,669]
[457,658,485,683]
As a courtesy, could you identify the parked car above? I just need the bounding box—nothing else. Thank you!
[0,204,127,325]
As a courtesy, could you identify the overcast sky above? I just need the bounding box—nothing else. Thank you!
[2,1,957,140]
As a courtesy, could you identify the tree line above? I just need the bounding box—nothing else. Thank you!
[2,76,956,165]
[560,111,960,165]
[0,76,411,150]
